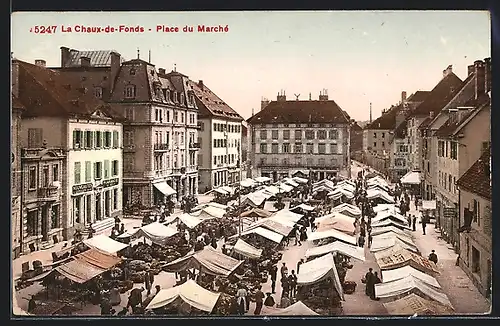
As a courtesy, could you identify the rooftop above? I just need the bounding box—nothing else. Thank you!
[456,147,491,200]
[188,80,243,121]
[364,104,402,130]
[62,49,125,67]
[407,91,431,103]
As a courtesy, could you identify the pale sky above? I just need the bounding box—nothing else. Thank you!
[11,11,490,121]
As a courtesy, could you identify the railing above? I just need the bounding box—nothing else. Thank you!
[154,143,169,151]
[172,167,186,174]
[189,142,200,149]
[37,186,59,198]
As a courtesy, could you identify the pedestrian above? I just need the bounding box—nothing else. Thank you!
[27,295,37,313]
[279,292,291,308]
[412,215,417,232]
[368,234,373,248]
[297,258,304,274]
[144,270,152,296]
[264,292,275,307]
[236,284,247,315]
[370,272,381,300]
[295,228,302,246]
[288,270,298,298]
[253,285,265,315]
[221,244,228,255]
[310,216,316,231]
[422,217,427,235]
[281,273,289,297]
[407,214,412,227]
[127,287,144,313]
[280,262,288,278]
[120,223,125,235]
[358,235,365,248]
[270,265,278,294]
[428,250,438,264]
[364,268,374,296]
[210,237,217,249]
[184,229,190,244]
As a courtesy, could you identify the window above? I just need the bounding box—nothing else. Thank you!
[94,162,102,180]
[95,131,102,148]
[174,92,178,103]
[282,143,290,153]
[94,87,103,99]
[331,158,338,166]
[260,130,267,139]
[318,158,326,166]
[51,205,59,229]
[260,158,267,166]
[437,140,444,157]
[382,132,385,138]
[448,174,452,192]
[28,128,43,148]
[271,130,278,139]
[74,162,81,184]
[85,161,92,182]
[329,130,338,139]
[373,142,377,148]
[124,85,136,98]
[294,143,302,153]
[124,131,134,146]
[306,143,314,154]
[113,189,118,210]
[331,143,338,154]
[283,130,290,140]
[450,142,458,160]
[295,130,302,140]
[124,156,134,171]
[27,211,37,236]
[482,141,491,154]
[112,131,119,148]
[318,144,326,154]
[444,141,448,157]
[473,199,480,225]
[104,131,112,148]
[373,132,377,138]
[130,68,136,75]
[42,166,49,187]
[52,164,59,182]
[181,112,185,124]
[166,110,170,122]
[427,162,430,173]
[306,158,313,166]
[471,246,480,274]
[125,107,134,120]
[317,130,327,140]
[260,144,267,153]
[271,144,279,154]
[180,94,185,104]
[28,166,37,189]
[112,160,119,176]
[84,130,92,148]
[395,158,405,167]
[453,176,456,193]
[73,130,82,149]
[382,142,385,147]
[305,130,315,140]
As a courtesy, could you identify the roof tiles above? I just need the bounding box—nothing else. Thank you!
[456,148,491,199]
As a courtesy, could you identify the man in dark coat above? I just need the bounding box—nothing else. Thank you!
[364,268,374,296]
[297,259,304,275]
[370,272,382,300]
[269,265,278,294]
[412,215,417,232]
[422,217,427,235]
[288,270,298,298]
[428,250,438,264]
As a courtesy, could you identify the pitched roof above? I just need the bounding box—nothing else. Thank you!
[15,60,123,120]
[247,100,350,125]
[364,104,402,130]
[393,119,407,139]
[12,94,25,110]
[456,148,491,199]
[409,73,463,117]
[351,122,363,131]
[62,49,125,67]
[188,80,243,120]
[418,117,432,130]
[407,91,430,103]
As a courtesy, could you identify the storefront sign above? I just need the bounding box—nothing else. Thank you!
[443,207,457,219]
[72,183,93,195]
[103,178,119,188]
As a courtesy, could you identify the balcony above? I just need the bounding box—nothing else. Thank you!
[154,143,170,151]
[37,186,59,199]
[22,147,65,159]
[172,167,186,175]
[189,142,200,149]
[257,162,340,169]
[154,169,170,177]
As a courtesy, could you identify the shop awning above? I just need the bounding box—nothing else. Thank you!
[401,171,421,185]
[332,203,361,217]
[153,182,176,196]
[261,301,319,316]
[213,188,229,195]
[133,222,179,246]
[232,239,263,259]
[375,248,439,274]
[240,178,256,188]
[297,253,345,301]
[305,241,365,261]
[246,219,293,236]
[240,208,272,218]
[83,234,128,255]
[254,176,272,183]
[292,176,308,183]
[163,247,243,276]
[240,226,284,243]
[381,266,441,288]
[373,210,408,225]
[307,229,357,245]
[290,203,315,212]
[383,293,454,315]
[146,280,221,312]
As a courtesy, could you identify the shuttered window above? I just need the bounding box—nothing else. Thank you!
[85,161,92,182]
[74,162,81,184]
[112,131,119,148]
[28,128,43,148]
[104,160,110,179]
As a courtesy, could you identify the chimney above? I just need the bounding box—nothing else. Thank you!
[277,90,286,102]
[110,51,121,92]
[158,68,166,74]
[198,80,204,90]
[319,89,328,101]
[474,60,485,99]
[80,56,91,67]
[369,102,372,123]
[35,59,46,67]
[12,60,19,98]
[443,65,453,78]
[261,98,270,110]
[401,91,407,103]
[60,46,71,67]
[484,57,491,93]
[467,65,475,76]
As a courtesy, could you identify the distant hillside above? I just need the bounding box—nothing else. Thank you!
[357,120,371,128]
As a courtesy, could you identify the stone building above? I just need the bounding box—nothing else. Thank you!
[349,121,363,154]
[188,80,243,192]
[457,147,491,298]
[11,94,25,258]
[13,59,124,248]
[247,91,351,181]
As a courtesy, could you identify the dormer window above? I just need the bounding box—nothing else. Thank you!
[124,85,136,99]
[130,68,136,75]
[189,94,194,104]
[94,86,103,99]
[180,94,185,105]
[166,90,171,101]
[174,92,178,103]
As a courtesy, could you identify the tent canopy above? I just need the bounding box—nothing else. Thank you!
[383,293,454,315]
[373,210,408,225]
[254,176,272,183]
[261,301,319,316]
[273,209,303,222]
[332,203,361,216]
[290,203,315,212]
[297,253,344,301]
[246,219,293,236]
[240,178,256,188]
[240,208,272,218]
[163,247,243,276]
[315,213,356,235]
[278,183,294,193]
[371,225,412,237]
[239,227,284,243]
[192,202,228,212]
[381,265,441,288]
[401,171,421,185]
[83,234,128,255]
[133,222,178,246]
[307,229,357,246]
[292,176,308,184]
[305,241,365,261]
[213,188,229,195]
[232,239,263,259]
[371,220,411,231]
[283,178,299,187]
[376,248,439,274]
[153,181,177,196]
[375,275,453,308]
[241,191,268,207]
[146,280,221,312]
[199,206,226,219]
[373,204,398,213]
[366,189,395,203]
[370,236,419,254]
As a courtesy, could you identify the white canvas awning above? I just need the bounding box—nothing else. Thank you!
[134,222,179,246]
[192,202,228,212]
[371,225,412,237]
[422,200,437,210]
[373,204,398,213]
[373,232,416,248]
[278,183,294,192]
[401,171,421,185]
[175,213,203,229]
[375,275,452,308]
[255,176,272,183]
[240,227,284,243]
[283,179,299,187]
[146,280,221,312]
[383,293,455,315]
[367,176,389,187]
[232,239,263,259]
[381,266,441,288]
[83,234,128,255]
[370,236,419,254]
[213,188,229,195]
[241,191,268,207]
[307,229,357,245]
[374,210,408,225]
[297,253,345,301]
[371,219,411,231]
[290,203,315,212]
[273,209,303,222]
[153,182,176,196]
[200,206,226,219]
[265,186,280,195]
[332,203,361,216]
[261,301,319,316]
[315,212,356,235]
[220,186,235,194]
[366,189,395,203]
[292,176,308,183]
[240,178,256,188]
[305,241,365,261]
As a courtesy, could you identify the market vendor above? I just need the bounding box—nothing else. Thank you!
[127,287,144,313]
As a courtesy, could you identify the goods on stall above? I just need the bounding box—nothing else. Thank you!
[214,293,237,315]
[342,281,357,294]
[297,278,343,315]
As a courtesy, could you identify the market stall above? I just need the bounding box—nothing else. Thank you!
[132,222,179,247]
[245,219,294,237]
[382,293,454,315]
[371,220,411,231]
[375,248,439,275]
[240,208,272,221]
[304,241,365,262]
[373,204,398,214]
[372,210,408,225]
[83,234,129,255]
[254,176,272,184]
[331,203,362,217]
[231,239,263,260]
[366,189,395,204]
[240,178,257,188]
[380,266,441,288]
[307,229,357,246]
[370,235,419,254]
[192,202,229,212]
[260,301,319,315]
[315,212,356,235]
[371,226,412,237]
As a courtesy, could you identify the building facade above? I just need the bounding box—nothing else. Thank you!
[13,59,124,247]
[248,92,351,181]
[11,95,25,257]
[189,80,243,192]
[457,149,491,298]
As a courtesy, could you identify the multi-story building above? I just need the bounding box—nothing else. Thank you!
[247,92,351,181]
[13,59,124,246]
[189,80,243,192]
[388,91,429,182]
[457,147,491,298]
[11,94,25,257]
[405,66,464,175]
[241,122,252,179]
[350,122,363,153]
[432,59,491,250]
